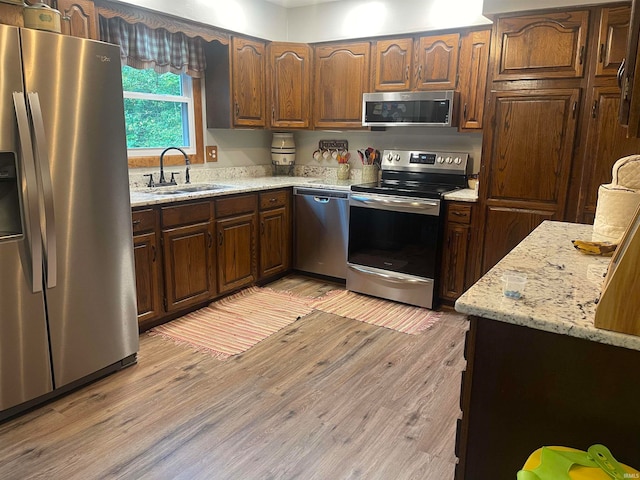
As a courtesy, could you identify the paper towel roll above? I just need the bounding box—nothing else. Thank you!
[592,184,640,243]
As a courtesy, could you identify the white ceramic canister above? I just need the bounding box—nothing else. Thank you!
[271,133,296,165]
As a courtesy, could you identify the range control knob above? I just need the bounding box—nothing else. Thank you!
[454,157,462,165]
[436,156,444,164]
[393,153,401,162]
[385,152,394,162]
[445,156,453,164]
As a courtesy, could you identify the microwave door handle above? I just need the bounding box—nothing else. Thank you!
[27,92,56,289]
[13,92,43,293]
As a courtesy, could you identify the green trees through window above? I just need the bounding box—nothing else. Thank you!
[122,66,194,152]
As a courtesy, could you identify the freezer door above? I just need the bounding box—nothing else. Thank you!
[21,29,138,388]
[0,24,53,413]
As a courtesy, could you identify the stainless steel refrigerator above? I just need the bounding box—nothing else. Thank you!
[0,24,138,420]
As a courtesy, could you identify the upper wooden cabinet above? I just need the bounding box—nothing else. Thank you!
[457,29,491,130]
[371,34,460,92]
[205,37,266,128]
[493,10,590,80]
[267,42,312,129]
[371,38,413,91]
[313,42,371,129]
[415,33,460,90]
[58,0,98,40]
[595,5,630,77]
[575,86,640,223]
[231,37,266,127]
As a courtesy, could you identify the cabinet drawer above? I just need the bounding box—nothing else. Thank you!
[447,203,472,224]
[161,201,213,228]
[259,189,289,210]
[216,194,257,218]
[132,208,158,234]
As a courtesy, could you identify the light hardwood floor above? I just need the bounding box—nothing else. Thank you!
[0,275,468,480]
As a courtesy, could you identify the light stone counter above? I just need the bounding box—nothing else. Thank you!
[130,176,356,208]
[455,220,640,351]
[443,188,478,202]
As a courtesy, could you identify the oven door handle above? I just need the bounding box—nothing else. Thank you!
[348,264,432,285]
[350,194,439,214]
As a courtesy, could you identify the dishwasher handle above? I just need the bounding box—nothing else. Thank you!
[293,187,349,200]
[313,196,330,204]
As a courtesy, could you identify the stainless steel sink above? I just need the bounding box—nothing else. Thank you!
[151,184,231,195]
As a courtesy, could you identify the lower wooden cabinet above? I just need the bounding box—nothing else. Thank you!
[258,189,291,280]
[215,194,258,294]
[440,202,477,303]
[132,208,163,325]
[161,201,217,312]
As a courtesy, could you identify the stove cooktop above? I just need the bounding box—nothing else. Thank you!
[350,182,463,199]
[351,149,469,199]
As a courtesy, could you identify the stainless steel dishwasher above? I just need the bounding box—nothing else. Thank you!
[294,187,349,279]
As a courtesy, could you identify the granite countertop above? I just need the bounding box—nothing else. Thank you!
[455,220,640,351]
[130,176,479,208]
[443,188,478,202]
[130,177,356,208]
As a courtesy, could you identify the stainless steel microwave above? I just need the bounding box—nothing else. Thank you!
[362,91,456,127]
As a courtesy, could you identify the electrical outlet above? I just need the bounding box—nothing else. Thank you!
[206,145,218,162]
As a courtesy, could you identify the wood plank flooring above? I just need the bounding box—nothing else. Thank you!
[0,275,468,480]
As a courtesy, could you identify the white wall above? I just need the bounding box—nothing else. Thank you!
[118,0,288,41]
[482,0,621,16]
[287,0,491,43]
[293,129,483,174]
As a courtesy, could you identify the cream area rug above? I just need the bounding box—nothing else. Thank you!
[149,286,313,360]
[309,289,457,335]
[150,286,465,359]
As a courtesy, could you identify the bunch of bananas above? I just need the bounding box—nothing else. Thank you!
[571,240,617,256]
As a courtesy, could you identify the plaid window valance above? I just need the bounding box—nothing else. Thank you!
[99,16,206,78]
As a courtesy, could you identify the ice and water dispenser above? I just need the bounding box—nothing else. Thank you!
[0,152,22,240]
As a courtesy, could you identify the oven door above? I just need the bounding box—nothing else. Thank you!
[347,193,442,308]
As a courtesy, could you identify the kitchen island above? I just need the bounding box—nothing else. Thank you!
[454,221,640,479]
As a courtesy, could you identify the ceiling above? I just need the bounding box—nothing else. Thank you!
[263,0,341,7]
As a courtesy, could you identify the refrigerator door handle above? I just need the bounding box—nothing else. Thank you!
[12,92,43,293]
[27,92,57,289]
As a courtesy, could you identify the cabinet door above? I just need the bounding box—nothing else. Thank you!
[493,11,589,80]
[481,89,580,273]
[484,89,580,206]
[577,87,640,223]
[267,42,312,129]
[259,207,290,279]
[58,0,98,40]
[216,213,257,294]
[133,231,163,325]
[0,4,24,27]
[313,42,370,129]
[482,207,555,273]
[162,222,216,312]
[415,33,459,90]
[440,223,470,301]
[457,29,491,130]
[372,38,413,91]
[595,6,630,78]
[232,37,266,127]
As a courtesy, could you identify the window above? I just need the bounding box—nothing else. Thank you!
[122,66,196,156]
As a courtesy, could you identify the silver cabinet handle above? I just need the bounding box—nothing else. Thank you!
[13,92,43,293]
[28,92,57,289]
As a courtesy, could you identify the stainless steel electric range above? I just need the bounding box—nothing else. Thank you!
[347,149,469,309]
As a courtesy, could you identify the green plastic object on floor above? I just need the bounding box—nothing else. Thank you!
[517,444,637,480]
